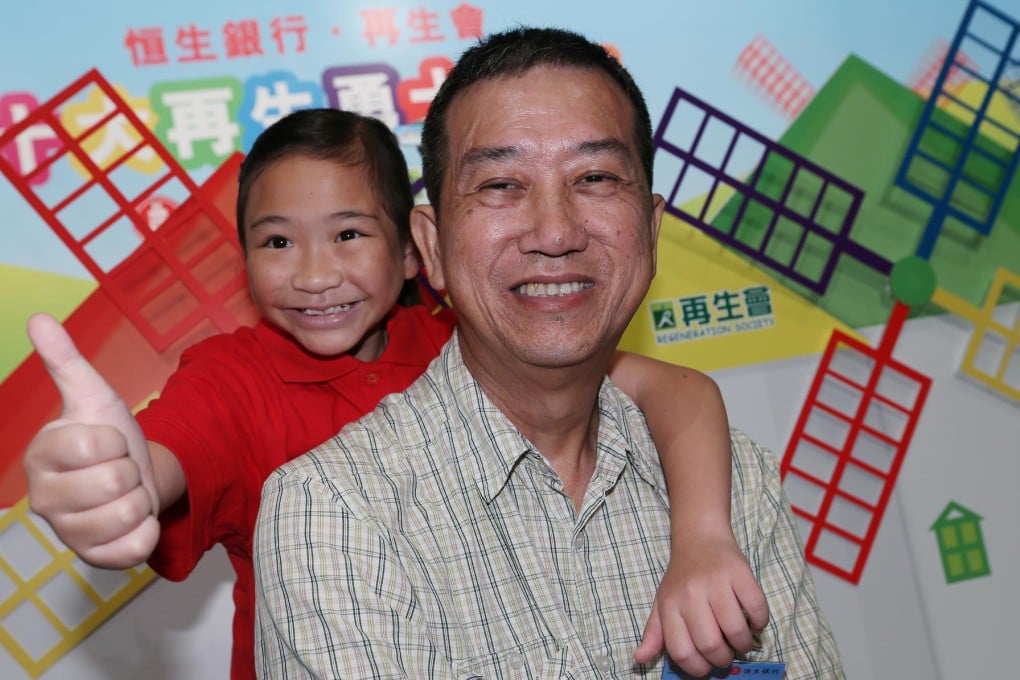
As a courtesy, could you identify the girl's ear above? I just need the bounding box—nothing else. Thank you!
[410,205,445,291]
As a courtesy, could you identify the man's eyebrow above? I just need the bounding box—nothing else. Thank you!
[458,139,632,174]
[577,138,631,159]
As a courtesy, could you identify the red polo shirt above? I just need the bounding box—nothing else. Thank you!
[137,304,455,680]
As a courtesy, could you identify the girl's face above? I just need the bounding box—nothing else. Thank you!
[243,154,419,360]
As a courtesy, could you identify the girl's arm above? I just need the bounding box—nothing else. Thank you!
[608,350,769,676]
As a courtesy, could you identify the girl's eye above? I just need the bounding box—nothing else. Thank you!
[265,236,291,249]
[338,230,362,242]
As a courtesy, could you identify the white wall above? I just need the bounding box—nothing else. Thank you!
[713,309,1019,679]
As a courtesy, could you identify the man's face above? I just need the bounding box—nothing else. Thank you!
[412,65,664,373]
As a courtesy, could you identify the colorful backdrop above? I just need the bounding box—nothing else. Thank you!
[1,1,1018,677]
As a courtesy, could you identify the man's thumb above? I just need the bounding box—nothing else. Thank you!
[27,313,121,422]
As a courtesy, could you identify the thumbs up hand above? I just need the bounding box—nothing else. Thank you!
[23,313,162,569]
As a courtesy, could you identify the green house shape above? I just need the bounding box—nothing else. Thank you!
[930,501,991,584]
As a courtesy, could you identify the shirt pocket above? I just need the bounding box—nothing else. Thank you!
[454,641,569,679]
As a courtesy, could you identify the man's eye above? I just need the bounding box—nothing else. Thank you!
[581,173,613,183]
[265,236,291,249]
[337,230,363,242]
[480,180,517,191]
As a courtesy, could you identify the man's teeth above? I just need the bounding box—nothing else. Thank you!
[516,282,589,297]
[302,304,352,315]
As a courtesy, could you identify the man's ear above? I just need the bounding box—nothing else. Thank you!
[401,234,421,281]
[649,193,665,278]
[410,204,446,292]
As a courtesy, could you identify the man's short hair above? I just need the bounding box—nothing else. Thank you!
[420,26,655,209]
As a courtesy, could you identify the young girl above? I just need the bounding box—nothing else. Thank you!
[24,108,766,679]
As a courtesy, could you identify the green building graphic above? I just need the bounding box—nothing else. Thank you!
[930,502,991,584]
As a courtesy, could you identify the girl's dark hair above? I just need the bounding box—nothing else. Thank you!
[237,108,419,305]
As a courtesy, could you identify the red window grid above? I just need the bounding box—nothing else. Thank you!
[909,38,976,97]
[0,69,248,352]
[780,303,932,583]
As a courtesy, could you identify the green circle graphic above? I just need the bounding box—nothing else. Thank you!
[890,256,937,306]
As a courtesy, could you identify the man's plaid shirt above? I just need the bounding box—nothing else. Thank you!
[254,336,843,679]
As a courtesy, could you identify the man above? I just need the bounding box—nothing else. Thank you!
[254,27,843,678]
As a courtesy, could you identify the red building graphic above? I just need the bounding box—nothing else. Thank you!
[0,70,258,506]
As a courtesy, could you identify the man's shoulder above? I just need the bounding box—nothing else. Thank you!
[728,427,770,454]
[726,428,790,542]
[728,428,780,482]
[282,395,422,466]
[269,366,451,494]
[728,428,778,467]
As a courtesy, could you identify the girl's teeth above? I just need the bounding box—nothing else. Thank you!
[516,282,588,297]
[303,304,352,315]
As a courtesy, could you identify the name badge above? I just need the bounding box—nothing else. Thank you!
[662,660,788,678]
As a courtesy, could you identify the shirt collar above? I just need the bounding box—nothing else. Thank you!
[594,380,663,490]
[437,336,656,503]
[434,337,534,502]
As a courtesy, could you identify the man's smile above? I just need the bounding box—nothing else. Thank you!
[513,281,593,297]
